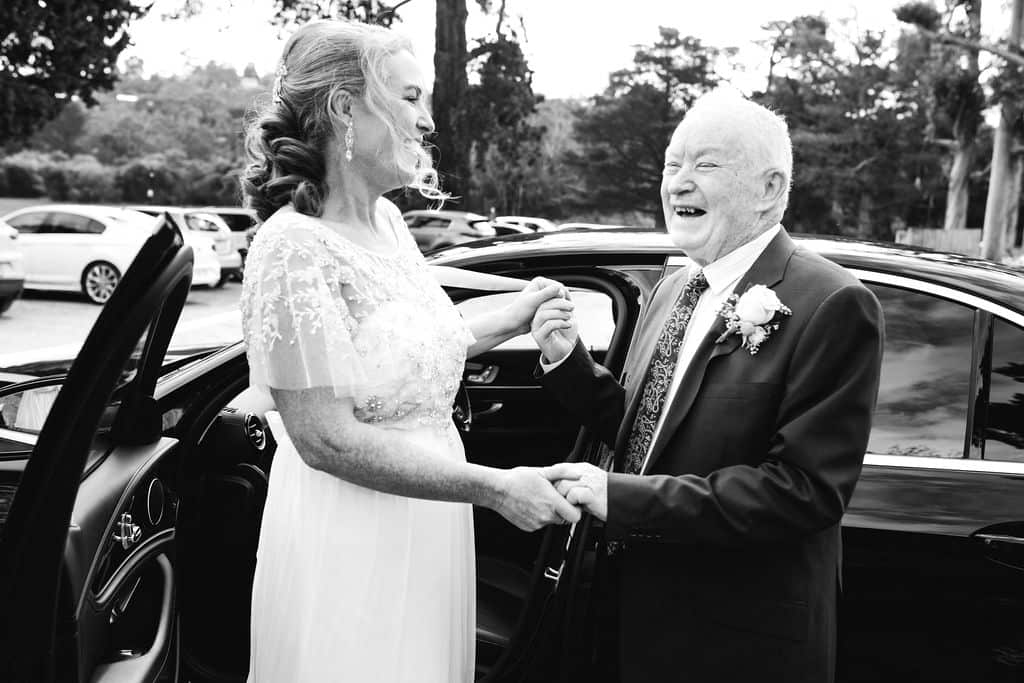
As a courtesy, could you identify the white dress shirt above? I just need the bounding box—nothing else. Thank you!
[541,224,782,472]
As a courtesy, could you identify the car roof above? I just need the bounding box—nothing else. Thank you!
[426,228,1024,314]
[3,204,154,224]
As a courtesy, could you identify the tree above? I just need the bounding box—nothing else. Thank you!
[896,1,985,231]
[899,0,1024,258]
[757,15,939,239]
[569,28,726,226]
[0,0,149,144]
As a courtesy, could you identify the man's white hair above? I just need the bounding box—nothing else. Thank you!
[686,89,793,224]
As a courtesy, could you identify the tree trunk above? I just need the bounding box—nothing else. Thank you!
[981,0,1023,261]
[944,0,982,231]
[943,139,975,230]
[857,192,874,238]
[433,0,470,204]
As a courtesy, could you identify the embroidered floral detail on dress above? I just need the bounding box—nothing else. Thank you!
[241,206,473,432]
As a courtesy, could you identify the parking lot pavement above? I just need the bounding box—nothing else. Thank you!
[0,282,245,366]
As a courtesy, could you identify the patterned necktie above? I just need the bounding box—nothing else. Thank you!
[622,270,709,474]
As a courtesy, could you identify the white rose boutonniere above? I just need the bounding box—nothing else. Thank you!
[716,284,792,355]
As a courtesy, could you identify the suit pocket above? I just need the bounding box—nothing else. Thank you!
[699,381,781,401]
[700,593,809,643]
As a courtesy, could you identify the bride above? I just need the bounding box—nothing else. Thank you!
[238,19,580,683]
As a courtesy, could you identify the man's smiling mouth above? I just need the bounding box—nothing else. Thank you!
[674,207,706,217]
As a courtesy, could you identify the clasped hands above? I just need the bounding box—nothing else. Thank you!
[494,463,608,532]
[492,278,607,532]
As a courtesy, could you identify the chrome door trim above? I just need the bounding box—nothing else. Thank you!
[847,269,1024,327]
[863,453,1024,475]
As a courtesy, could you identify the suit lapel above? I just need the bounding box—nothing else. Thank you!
[639,230,798,474]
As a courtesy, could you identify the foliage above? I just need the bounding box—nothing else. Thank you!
[269,0,412,27]
[568,28,725,226]
[0,0,149,144]
[894,2,943,32]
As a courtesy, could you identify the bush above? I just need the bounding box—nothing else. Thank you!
[118,157,183,204]
[63,155,119,203]
[0,151,48,197]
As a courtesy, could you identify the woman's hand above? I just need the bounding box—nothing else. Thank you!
[531,296,577,364]
[503,277,569,336]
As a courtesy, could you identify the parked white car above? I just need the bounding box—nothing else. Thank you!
[495,215,559,232]
[127,206,243,285]
[0,204,220,304]
[0,221,26,315]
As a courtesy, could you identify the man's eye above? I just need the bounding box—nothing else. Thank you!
[663,163,680,174]
[405,96,419,103]
[696,162,717,170]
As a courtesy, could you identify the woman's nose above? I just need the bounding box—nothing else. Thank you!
[417,111,435,135]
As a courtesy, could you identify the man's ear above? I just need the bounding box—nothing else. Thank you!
[759,169,788,208]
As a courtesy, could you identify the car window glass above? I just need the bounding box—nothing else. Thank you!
[985,319,1024,462]
[6,212,49,234]
[50,212,102,235]
[456,288,614,352]
[866,283,974,458]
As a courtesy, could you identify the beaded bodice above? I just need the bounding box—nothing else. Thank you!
[240,204,473,431]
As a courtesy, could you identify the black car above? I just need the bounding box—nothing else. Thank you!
[0,227,1022,682]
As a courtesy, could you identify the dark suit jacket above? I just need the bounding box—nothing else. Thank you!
[539,229,884,683]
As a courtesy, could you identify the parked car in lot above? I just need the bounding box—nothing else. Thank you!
[0,204,220,304]
[402,209,496,252]
[127,206,242,285]
[0,221,25,315]
[495,215,558,232]
[198,206,261,269]
[0,227,1022,682]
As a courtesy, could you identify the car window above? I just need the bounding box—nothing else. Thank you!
[866,283,974,459]
[456,288,614,352]
[985,319,1024,462]
[219,213,257,231]
[6,212,49,234]
[50,212,104,235]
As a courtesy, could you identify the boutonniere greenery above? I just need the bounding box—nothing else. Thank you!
[716,284,792,355]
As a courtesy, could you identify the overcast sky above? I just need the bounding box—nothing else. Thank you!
[119,0,1011,99]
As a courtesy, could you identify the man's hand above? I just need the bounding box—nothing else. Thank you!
[504,277,569,336]
[531,296,578,365]
[492,467,582,532]
[542,462,608,522]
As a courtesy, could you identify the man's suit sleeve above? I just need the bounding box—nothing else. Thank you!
[605,283,884,547]
[537,339,625,448]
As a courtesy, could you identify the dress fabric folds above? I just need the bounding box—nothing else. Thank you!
[240,202,476,682]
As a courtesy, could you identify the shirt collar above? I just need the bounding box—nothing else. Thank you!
[701,224,782,295]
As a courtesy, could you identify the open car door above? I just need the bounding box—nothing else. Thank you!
[0,215,193,682]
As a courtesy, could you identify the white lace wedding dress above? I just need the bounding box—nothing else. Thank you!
[240,201,475,682]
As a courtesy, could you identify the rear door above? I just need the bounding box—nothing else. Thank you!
[0,216,193,682]
[5,211,51,285]
[839,272,1024,683]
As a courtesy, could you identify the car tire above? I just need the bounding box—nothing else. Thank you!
[214,272,228,288]
[0,296,12,315]
[81,261,121,305]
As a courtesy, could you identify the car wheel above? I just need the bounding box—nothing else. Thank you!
[81,261,121,305]
[0,296,12,315]
[214,272,228,288]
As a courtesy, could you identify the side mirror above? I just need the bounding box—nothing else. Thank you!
[0,383,62,434]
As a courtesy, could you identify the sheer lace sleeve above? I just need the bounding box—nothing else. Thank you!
[242,220,370,399]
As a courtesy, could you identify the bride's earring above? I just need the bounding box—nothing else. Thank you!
[344,121,354,162]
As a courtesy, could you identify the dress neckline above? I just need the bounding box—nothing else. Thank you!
[286,206,405,260]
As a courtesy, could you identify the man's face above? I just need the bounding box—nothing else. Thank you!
[660,111,765,265]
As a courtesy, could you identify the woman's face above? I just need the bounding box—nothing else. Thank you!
[348,49,434,189]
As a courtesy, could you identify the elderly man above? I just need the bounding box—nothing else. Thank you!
[533,91,884,683]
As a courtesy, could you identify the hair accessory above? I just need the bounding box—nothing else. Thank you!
[271,62,288,105]
[344,121,354,162]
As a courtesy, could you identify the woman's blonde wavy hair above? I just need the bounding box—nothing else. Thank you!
[241,20,443,221]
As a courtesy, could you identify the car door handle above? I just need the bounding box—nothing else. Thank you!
[472,402,503,418]
[466,364,499,384]
[976,533,1024,546]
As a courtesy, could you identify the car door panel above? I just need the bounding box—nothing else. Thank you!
[0,215,191,682]
[841,462,1024,683]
